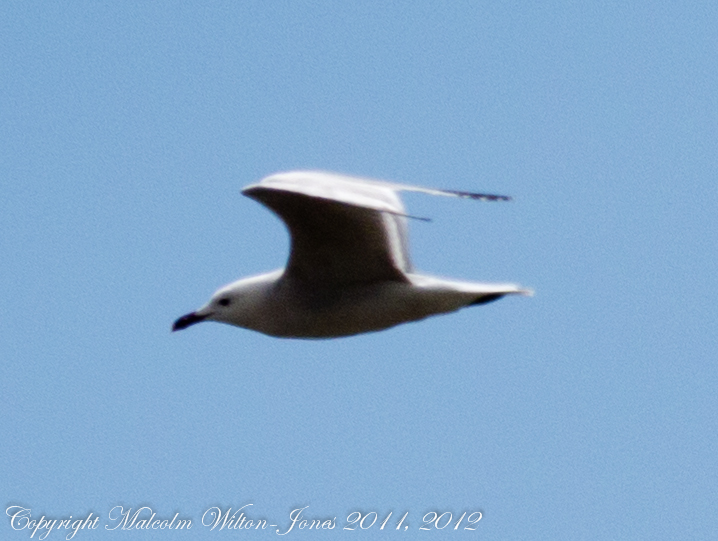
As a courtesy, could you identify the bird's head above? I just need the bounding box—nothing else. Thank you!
[172,271,281,332]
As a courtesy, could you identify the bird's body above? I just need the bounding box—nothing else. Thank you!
[173,171,531,338]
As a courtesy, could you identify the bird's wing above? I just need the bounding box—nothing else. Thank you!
[242,171,512,288]
[242,171,413,287]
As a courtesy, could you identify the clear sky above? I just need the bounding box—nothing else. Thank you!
[2,1,717,539]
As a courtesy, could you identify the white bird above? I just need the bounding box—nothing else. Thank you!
[173,171,531,338]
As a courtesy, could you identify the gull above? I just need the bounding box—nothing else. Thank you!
[173,170,531,338]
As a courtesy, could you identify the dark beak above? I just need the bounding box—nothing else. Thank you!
[172,311,208,331]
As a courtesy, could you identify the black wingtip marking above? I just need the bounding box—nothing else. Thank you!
[469,293,506,306]
[384,210,432,222]
[445,190,512,202]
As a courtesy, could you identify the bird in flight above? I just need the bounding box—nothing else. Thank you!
[173,170,531,338]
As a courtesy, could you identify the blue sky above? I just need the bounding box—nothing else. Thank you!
[2,1,717,539]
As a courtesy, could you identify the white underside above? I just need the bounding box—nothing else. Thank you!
[213,271,531,339]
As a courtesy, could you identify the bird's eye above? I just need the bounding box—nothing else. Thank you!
[218,298,231,307]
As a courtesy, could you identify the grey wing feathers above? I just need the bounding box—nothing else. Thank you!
[240,170,510,288]
[242,186,411,287]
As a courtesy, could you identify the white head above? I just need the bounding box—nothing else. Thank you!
[172,270,281,332]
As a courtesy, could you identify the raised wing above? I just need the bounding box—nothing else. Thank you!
[242,172,413,287]
[242,171,512,288]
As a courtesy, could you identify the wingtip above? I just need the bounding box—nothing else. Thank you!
[445,190,512,202]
